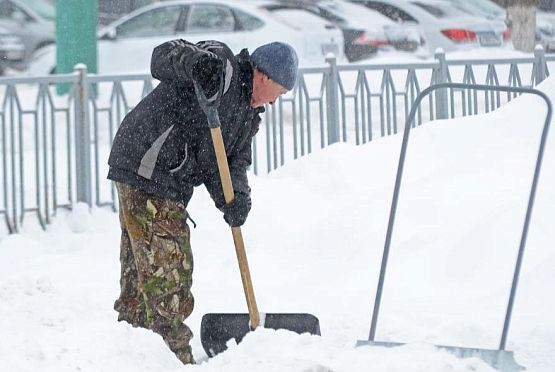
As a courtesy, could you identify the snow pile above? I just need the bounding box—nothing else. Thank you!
[0,76,554,371]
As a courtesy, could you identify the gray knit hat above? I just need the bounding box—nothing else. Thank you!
[251,42,299,90]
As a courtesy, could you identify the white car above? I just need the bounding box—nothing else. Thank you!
[447,0,555,53]
[27,0,345,76]
[349,0,510,53]
[0,0,55,71]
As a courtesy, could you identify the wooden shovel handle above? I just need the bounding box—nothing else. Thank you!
[209,127,260,329]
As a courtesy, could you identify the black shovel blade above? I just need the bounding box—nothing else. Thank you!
[200,313,321,357]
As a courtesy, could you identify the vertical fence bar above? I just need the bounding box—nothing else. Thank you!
[40,91,51,225]
[7,87,18,232]
[383,70,392,135]
[91,98,100,206]
[47,88,58,216]
[34,103,46,228]
[74,64,91,207]
[353,72,363,143]
[326,55,340,144]
[108,82,119,209]
[1,110,11,232]
[279,98,285,166]
[365,77,373,139]
[16,96,25,226]
[299,76,306,157]
[361,73,369,142]
[265,108,271,172]
[434,49,449,120]
[292,88,299,160]
[272,104,278,170]
[355,82,361,144]
[534,46,547,85]
[66,89,74,208]
[319,95,326,148]
[252,135,258,175]
[338,77,348,143]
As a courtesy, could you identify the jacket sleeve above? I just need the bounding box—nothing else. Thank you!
[150,39,232,86]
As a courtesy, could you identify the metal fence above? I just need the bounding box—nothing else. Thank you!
[1,48,553,234]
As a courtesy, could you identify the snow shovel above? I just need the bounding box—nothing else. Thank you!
[357,83,553,371]
[193,78,321,357]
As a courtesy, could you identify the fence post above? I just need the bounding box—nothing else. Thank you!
[434,48,449,120]
[74,63,92,207]
[326,54,340,144]
[534,45,547,85]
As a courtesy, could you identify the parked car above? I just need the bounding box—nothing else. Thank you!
[259,0,425,62]
[444,0,555,53]
[258,2,375,62]
[254,3,347,59]
[28,0,345,76]
[538,0,555,32]
[0,23,24,74]
[349,0,510,53]
[0,0,54,72]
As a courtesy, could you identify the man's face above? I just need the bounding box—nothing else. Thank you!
[251,70,289,108]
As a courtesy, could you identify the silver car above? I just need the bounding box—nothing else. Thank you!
[350,0,510,53]
[445,0,555,53]
[0,0,54,72]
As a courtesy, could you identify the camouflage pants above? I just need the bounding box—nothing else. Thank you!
[114,182,195,364]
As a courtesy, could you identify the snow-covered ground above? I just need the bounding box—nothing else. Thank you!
[1,55,555,371]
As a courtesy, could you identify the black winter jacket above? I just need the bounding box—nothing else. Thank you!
[107,39,264,209]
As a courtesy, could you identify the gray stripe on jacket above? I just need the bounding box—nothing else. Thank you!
[138,124,174,179]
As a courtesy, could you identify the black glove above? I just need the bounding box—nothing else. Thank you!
[220,193,251,227]
[191,53,224,98]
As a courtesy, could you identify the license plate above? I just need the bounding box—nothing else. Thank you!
[478,33,502,47]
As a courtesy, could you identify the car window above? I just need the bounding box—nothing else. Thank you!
[449,1,501,18]
[267,8,335,31]
[463,0,504,16]
[321,1,396,28]
[234,9,264,31]
[313,7,352,28]
[263,4,347,27]
[0,0,32,22]
[451,0,506,18]
[364,2,418,23]
[18,0,55,21]
[410,2,473,19]
[116,6,182,38]
[186,5,235,33]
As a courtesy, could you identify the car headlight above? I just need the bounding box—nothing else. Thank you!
[0,34,25,61]
[0,34,23,46]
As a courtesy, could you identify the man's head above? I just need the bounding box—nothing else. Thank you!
[250,42,298,108]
